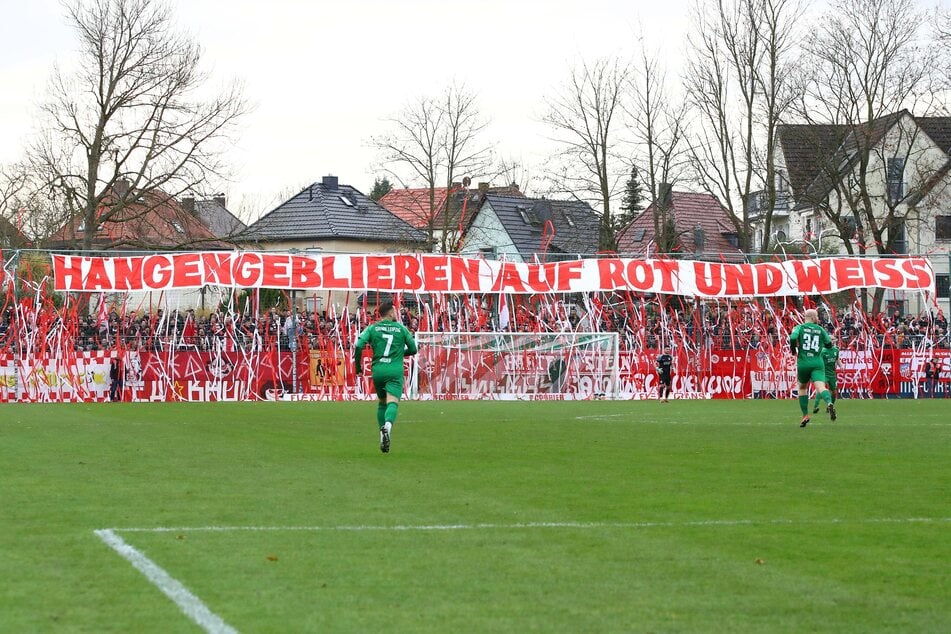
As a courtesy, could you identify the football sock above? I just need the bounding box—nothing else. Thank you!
[812,395,821,410]
[385,402,399,424]
[819,390,832,406]
[377,403,386,430]
[798,395,809,415]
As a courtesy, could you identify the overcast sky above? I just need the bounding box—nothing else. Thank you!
[0,0,808,220]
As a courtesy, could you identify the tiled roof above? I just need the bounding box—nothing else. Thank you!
[778,123,848,198]
[194,199,246,238]
[616,191,743,260]
[918,117,951,153]
[48,191,227,250]
[243,180,429,245]
[480,194,600,258]
[379,185,524,230]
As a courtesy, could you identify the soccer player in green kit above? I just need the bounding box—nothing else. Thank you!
[789,308,836,427]
[812,342,839,415]
[354,301,417,453]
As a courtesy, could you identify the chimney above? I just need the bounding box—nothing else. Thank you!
[478,182,489,196]
[182,196,196,214]
[322,175,339,190]
[213,193,226,208]
[114,178,131,199]
[658,183,673,209]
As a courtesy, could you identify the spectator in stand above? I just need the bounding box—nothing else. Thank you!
[109,357,123,402]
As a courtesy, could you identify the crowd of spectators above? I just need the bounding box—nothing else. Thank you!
[0,297,948,355]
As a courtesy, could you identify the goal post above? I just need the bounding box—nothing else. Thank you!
[409,331,620,400]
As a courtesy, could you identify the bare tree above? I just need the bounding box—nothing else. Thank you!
[31,0,247,250]
[372,83,494,252]
[792,0,945,312]
[542,58,629,251]
[626,43,689,253]
[685,0,799,253]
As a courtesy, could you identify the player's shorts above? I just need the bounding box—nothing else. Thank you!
[372,372,404,399]
[796,360,826,385]
[658,373,672,386]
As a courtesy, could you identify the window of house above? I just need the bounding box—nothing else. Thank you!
[632,228,646,242]
[886,157,905,201]
[842,217,857,240]
[936,274,950,300]
[339,195,354,207]
[890,221,907,254]
[171,221,184,233]
[516,206,530,224]
[564,212,575,227]
[479,247,497,260]
[776,170,788,192]
[936,216,951,241]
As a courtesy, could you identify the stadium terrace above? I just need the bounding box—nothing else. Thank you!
[52,252,936,298]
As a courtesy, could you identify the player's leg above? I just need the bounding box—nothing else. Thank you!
[797,365,811,426]
[813,372,836,421]
[373,378,390,453]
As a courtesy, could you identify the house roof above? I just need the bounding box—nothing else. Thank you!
[616,191,743,260]
[778,123,848,198]
[243,178,429,245]
[0,214,29,248]
[479,194,600,258]
[194,199,246,239]
[379,184,524,230]
[781,111,951,211]
[48,190,227,250]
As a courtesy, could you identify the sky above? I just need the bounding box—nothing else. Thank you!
[3,0,714,221]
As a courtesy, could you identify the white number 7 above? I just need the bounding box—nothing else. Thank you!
[382,333,394,356]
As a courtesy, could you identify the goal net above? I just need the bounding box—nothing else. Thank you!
[410,331,620,400]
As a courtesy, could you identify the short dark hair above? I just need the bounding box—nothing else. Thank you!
[378,301,394,317]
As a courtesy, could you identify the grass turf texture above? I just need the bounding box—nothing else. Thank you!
[1,400,948,633]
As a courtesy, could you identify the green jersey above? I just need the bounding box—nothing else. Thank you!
[821,345,839,374]
[354,319,417,376]
[789,322,832,362]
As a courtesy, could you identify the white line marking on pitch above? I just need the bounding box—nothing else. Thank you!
[94,529,237,634]
[109,516,951,534]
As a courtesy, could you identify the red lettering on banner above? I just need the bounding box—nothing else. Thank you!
[450,257,481,292]
[626,260,654,291]
[143,255,173,289]
[792,260,831,293]
[260,254,291,287]
[834,258,864,288]
[366,256,394,290]
[694,262,723,295]
[492,264,526,292]
[598,259,626,289]
[113,257,144,291]
[902,259,932,289]
[723,264,754,295]
[173,253,203,287]
[393,256,422,290]
[859,258,876,285]
[202,252,234,286]
[422,256,449,292]
[53,255,85,291]
[652,260,678,292]
[322,256,348,289]
[526,264,553,292]
[556,261,583,291]
[291,256,321,287]
[872,259,903,288]
[756,263,783,294]
[84,259,112,291]
[350,255,365,288]
[234,253,262,287]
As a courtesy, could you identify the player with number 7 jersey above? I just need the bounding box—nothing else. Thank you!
[354,301,418,453]
[789,308,835,427]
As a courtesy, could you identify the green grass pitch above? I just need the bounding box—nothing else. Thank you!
[1,399,949,633]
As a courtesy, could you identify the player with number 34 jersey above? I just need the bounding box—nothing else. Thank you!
[789,308,836,427]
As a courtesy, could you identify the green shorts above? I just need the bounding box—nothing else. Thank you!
[797,360,826,385]
[372,372,404,399]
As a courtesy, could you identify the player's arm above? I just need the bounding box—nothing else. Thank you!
[789,326,799,354]
[403,325,418,356]
[353,327,370,374]
[822,327,833,349]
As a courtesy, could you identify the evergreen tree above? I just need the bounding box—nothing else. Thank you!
[614,164,645,233]
[369,176,393,201]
